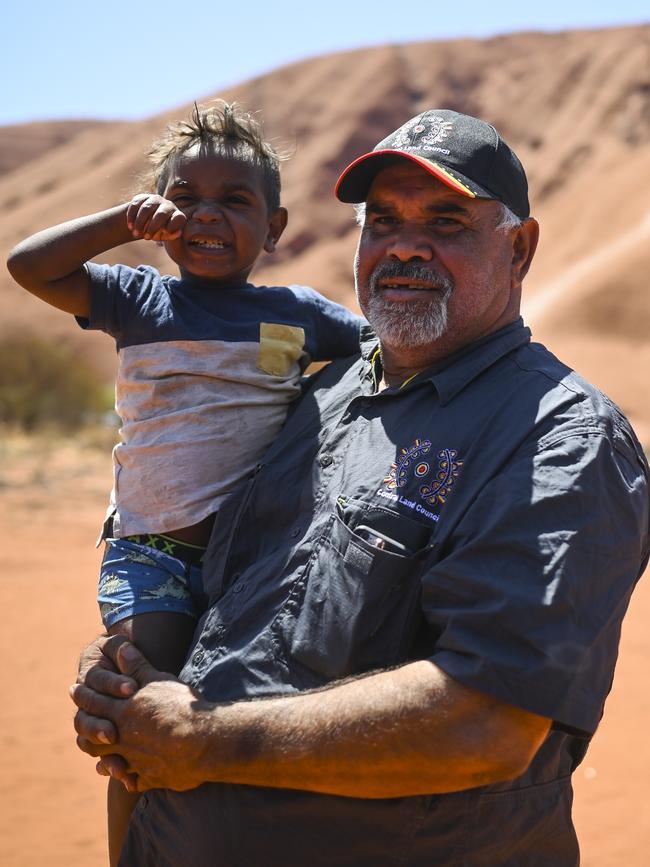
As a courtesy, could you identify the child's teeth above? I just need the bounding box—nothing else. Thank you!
[194,240,224,248]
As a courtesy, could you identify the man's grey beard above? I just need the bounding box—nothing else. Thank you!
[356,261,454,347]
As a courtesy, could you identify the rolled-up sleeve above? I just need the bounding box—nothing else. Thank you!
[424,424,649,734]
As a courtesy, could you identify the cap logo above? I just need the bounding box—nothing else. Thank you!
[391,115,454,156]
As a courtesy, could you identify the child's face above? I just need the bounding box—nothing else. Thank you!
[161,147,287,286]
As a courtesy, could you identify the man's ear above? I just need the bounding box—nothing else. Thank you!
[264,207,289,253]
[511,218,539,288]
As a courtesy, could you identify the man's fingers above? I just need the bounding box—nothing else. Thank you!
[70,681,117,716]
[71,684,119,748]
[94,636,172,687]
[77,733,106,757]
[77,633,129,679]
[115,641,173,686]
[76,728,118,757]
[102,754,130,777]
[96,756,139,794]
[73,707,117,746]
[85,663,137,698]
[76,634,113,682]
[99,754,140,791]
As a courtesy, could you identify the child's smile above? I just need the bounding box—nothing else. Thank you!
[161,147,287,287]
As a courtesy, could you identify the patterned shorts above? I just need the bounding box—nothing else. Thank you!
[98,536,208,628]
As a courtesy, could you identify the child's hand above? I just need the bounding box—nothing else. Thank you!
[126,194,187,241]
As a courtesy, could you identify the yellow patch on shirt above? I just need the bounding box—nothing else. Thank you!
[258,323,306,376]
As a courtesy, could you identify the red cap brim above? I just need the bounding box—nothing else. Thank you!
[335,149,487,203]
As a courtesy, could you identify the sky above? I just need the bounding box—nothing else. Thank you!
[3,0,648,126]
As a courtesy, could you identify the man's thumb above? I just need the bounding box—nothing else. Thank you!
[115,642,160,685]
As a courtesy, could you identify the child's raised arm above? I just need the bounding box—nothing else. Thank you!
[7,196,186,318]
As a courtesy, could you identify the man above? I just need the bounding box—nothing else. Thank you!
[72,110,649,866]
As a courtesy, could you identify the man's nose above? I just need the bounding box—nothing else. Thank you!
[192,201,222,222]
[386,226,434,262]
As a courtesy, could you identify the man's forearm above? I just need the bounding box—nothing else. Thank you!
[74,648,550,797]
[198,660,549,797]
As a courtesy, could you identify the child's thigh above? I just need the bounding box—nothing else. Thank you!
[98,537,204,629]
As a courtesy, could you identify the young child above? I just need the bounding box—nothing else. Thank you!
[7,101,362,863]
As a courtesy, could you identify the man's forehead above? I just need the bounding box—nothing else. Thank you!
[366,161,477,211]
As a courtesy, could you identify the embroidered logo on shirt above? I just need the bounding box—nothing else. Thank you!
[378,439,463,521]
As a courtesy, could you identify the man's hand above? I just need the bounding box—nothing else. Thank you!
[74,634,140,788]
[126,194,187,241]
[71,640,212,793]
[75,634,138,744]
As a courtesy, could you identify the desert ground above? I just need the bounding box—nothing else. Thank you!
[0,431,648,867]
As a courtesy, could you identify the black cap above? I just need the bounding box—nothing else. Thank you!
[335,109,530,219]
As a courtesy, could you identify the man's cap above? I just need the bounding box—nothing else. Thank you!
[335,109,530,219]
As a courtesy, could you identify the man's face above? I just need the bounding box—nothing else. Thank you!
[354,161,527,365]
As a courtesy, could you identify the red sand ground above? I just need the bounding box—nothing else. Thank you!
[0,434,648,866]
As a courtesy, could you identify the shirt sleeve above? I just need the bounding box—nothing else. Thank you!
[75,262,156,339]
[423,423,649,734]
[296,287,364,360]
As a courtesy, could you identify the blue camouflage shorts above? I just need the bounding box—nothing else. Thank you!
[98,535,209,628]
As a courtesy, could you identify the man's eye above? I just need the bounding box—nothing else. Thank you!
[227,194,252,205]
[172,195,194,206]
[432,217,462,230]
[368,216,398,231]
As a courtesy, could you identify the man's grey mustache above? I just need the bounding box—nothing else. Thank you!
[368,262,454,294]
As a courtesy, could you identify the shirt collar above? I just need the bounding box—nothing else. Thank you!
[359,318,532,404]
[360,323,380,361]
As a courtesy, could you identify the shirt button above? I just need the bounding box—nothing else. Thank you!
[319,453,333,467]
[192,649,205,665]
[290,526,301,538]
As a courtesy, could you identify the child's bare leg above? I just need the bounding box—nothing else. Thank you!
[106,612,197,866]
[108,781,140,867]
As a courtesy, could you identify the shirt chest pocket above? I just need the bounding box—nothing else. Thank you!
[257,322,306,376]
[271,496,435,682]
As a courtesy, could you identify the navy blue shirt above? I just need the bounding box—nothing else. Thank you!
[121,319,649,867]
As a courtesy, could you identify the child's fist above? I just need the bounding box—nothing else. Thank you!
[126,194,186,241]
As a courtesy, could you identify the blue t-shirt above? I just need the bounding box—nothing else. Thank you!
[79,263,363,536]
